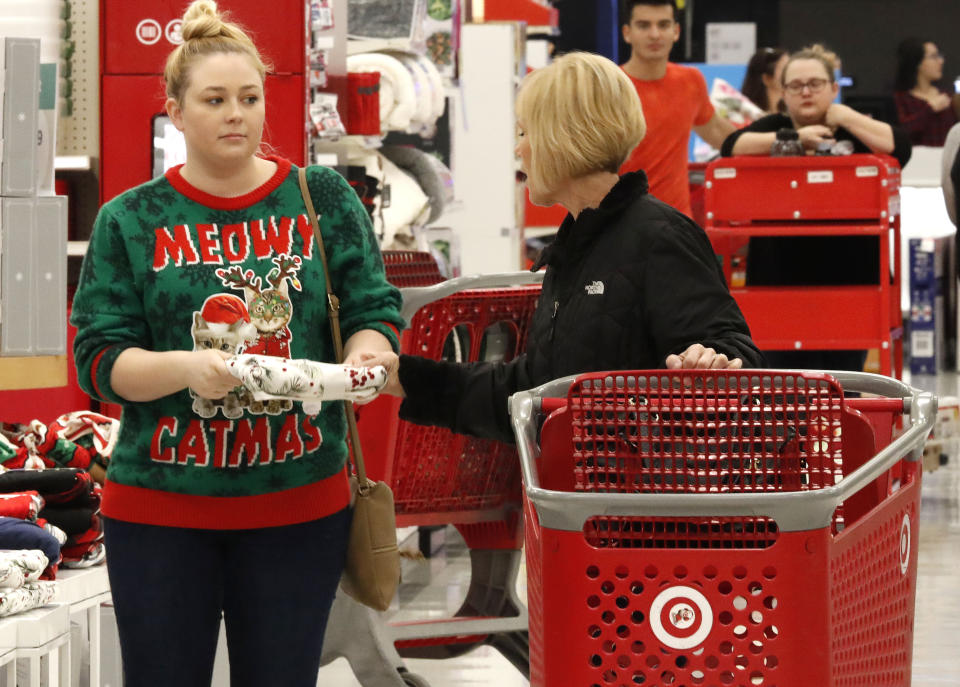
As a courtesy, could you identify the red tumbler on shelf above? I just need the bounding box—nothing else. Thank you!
[345,71,381,135]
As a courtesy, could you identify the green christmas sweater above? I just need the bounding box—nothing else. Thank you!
[71,157,404,529]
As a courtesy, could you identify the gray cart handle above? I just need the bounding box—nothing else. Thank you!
[509,370,936,533]
[400,271,544,324]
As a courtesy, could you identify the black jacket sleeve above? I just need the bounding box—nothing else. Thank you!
[720,113,787,157]
[397,353,533,444]
[889,124,913,168]
[642,215,765,368]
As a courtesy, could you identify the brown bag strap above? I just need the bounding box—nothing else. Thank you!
[298,166,368,485]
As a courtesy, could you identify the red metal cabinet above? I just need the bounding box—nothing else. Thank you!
[704,155,900,225]
[100,73,305,204]
[703,154,903,377]
[100,0,306,75]
[99,0,307,204]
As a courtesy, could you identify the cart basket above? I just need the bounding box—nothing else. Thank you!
[510,369,935,687]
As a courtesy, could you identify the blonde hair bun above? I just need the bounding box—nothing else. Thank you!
[783,44,839,84]
[804,44,838,73]
[163,0,271,102]
[181,1,224,42]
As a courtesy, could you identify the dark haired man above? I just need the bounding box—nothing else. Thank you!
[619,0,734,217]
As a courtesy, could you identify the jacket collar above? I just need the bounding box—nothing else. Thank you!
[531,171,649,271]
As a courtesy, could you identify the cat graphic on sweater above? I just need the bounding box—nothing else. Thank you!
[190,293,259,419]
[206,253,304,416]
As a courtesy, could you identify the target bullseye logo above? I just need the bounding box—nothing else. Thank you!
[668,602,697,630]
[899,514,910,575]
[650,586,713,649]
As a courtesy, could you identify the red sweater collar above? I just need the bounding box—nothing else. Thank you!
[165,156,292,210]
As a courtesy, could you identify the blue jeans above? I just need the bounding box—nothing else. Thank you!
[103,508,351,687]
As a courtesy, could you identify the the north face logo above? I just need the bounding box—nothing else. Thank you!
[585,280,604,295]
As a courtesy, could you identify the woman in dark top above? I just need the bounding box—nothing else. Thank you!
[720,44,912,372]
[358,52,763,443]
[741,47,788,114]
[893,37,959,147]
[723,44,911,164]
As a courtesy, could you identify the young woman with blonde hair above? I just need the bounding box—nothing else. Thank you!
[720,44,911,372]
[723,44,910,161]
[71,1,403,684]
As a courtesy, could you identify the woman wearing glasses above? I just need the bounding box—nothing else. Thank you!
[721,44,910,163]
[718,44,911,373]
[893,38,959,147]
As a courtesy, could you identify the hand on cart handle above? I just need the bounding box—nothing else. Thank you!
[350,351,404,400]
[665,344,744,370]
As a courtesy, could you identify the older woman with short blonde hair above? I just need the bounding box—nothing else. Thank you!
[362,52,762,442]
[516,52,646,200]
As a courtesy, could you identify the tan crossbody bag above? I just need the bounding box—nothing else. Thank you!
[298,166,400,612]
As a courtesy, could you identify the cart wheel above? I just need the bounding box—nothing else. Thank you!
[400,672,431,687]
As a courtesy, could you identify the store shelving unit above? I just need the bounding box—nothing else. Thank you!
[0,357,68,391]
[478,0,558,33]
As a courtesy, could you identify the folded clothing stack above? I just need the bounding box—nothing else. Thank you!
[0,492,44,521]
[1,411,118,472]
[0,550,57,617]
[0,470,105,573]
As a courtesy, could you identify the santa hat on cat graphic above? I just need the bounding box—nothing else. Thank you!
[197,294,258,341]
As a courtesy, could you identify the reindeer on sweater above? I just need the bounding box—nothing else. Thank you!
[216,254,303,415]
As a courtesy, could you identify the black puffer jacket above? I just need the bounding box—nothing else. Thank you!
[398,171,763,443]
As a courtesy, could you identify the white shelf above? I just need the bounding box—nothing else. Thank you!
[346,37,424,56]
[0,603,69,649]
[54,155,93,171]
[67,240,88,257]
[526,25,560,35]
[524,226,557,239]
[55,566,110,607]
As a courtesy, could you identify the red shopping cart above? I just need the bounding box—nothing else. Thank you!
[321,256,542,686]
[381,249,448,288]
[510,369,935,686]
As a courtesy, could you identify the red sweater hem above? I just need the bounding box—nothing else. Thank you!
[101,468,350,529]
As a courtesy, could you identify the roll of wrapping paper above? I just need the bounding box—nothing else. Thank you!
[226,354,388,403]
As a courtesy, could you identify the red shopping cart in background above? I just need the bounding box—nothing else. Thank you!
[321,252,542,686]
[510,369,935,686]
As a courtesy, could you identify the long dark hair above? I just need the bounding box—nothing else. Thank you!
[895,37,927,92]
[741,47,787,111]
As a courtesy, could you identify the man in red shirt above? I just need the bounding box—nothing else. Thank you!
[620,0,734,217]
